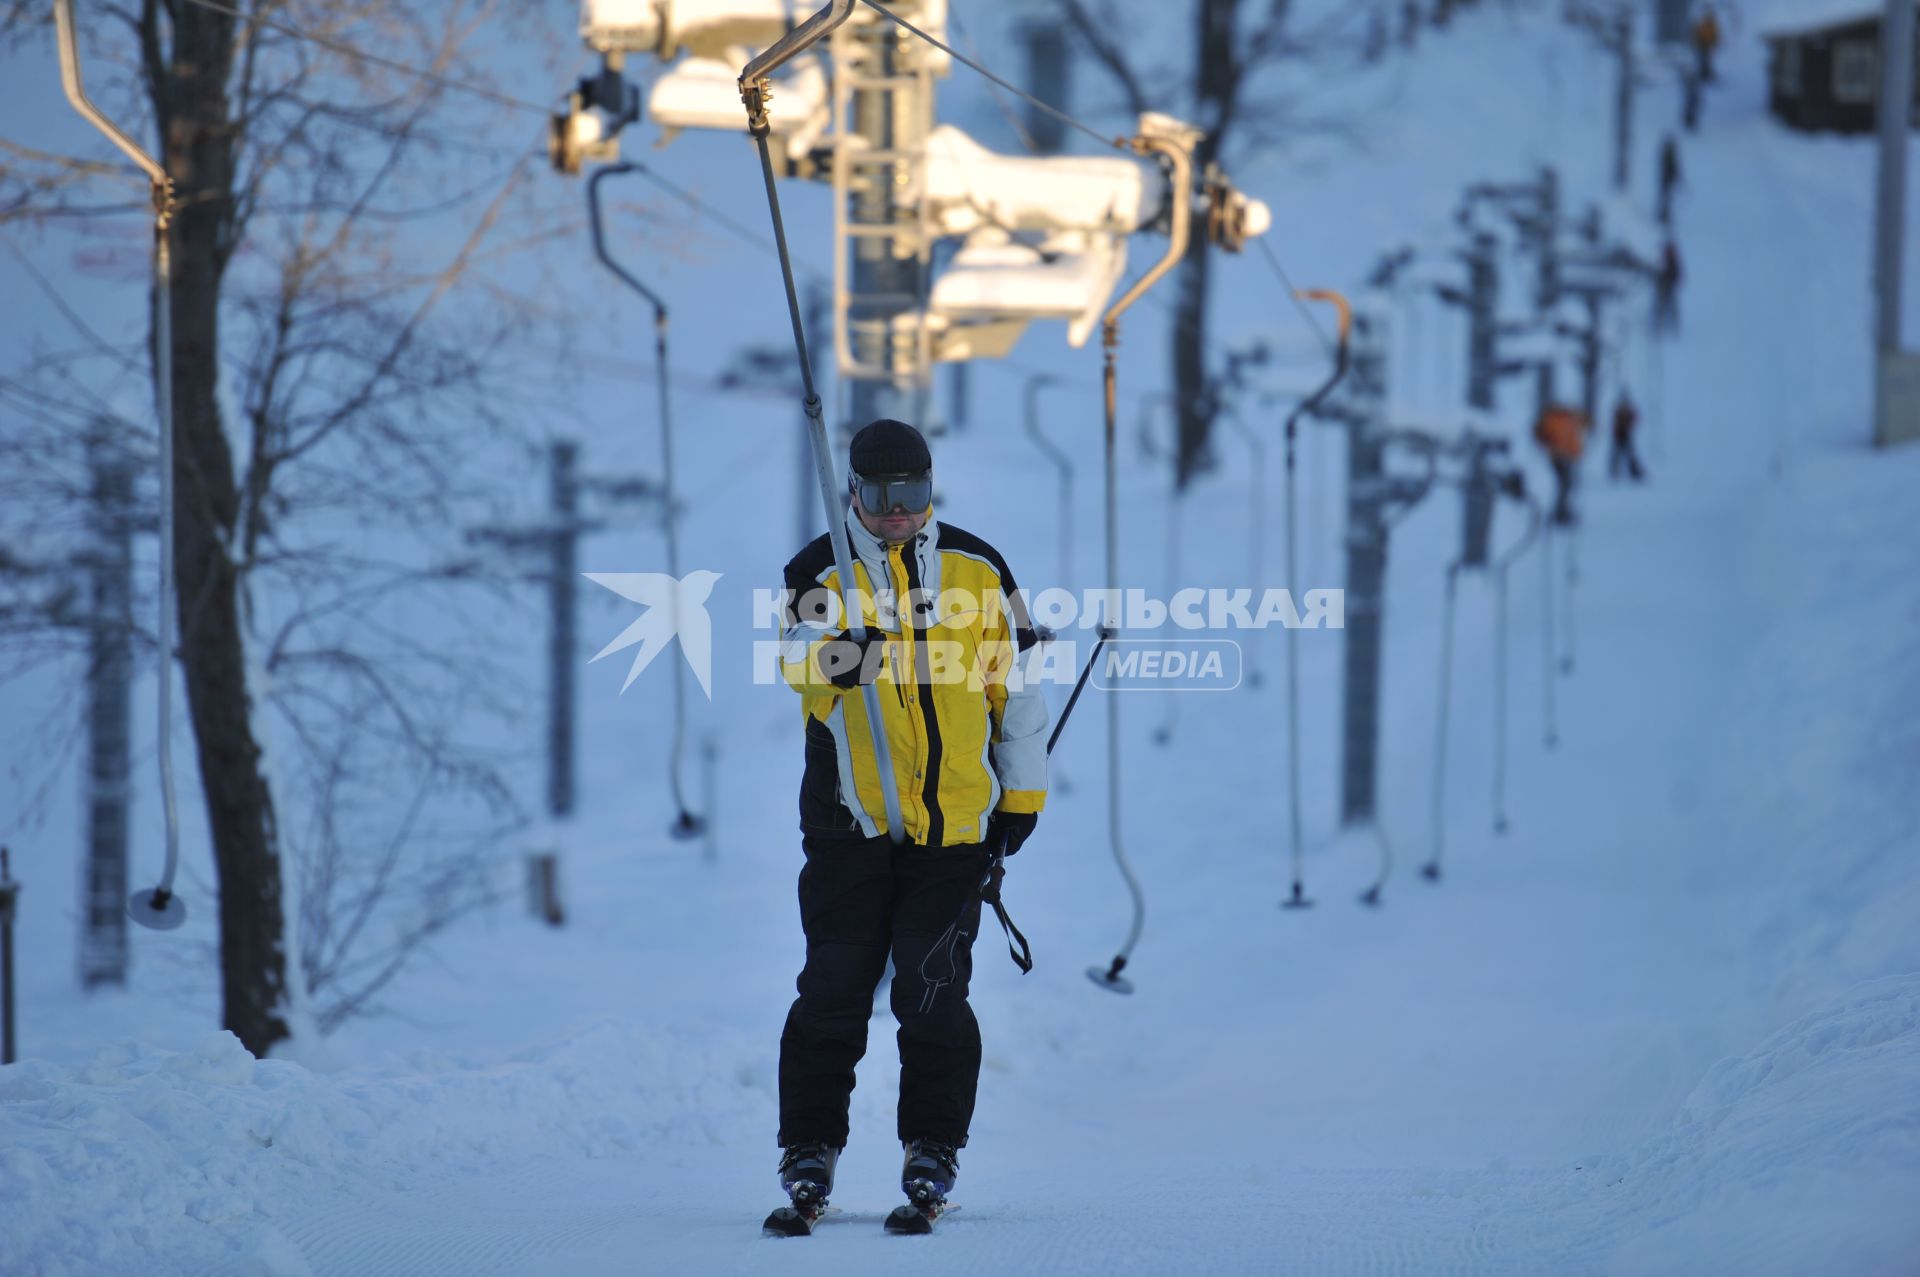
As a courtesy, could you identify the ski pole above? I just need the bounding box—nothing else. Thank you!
[1026,375,1077,792]
[587,164,703,840]
[1281,289,1353,911]
[1047,628,1111,757]
[940,625,1097,982]
[740,34,906,844]
[57,0,185,931]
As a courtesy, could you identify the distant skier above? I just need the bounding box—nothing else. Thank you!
[1657,135,1682,225]
[1692,4,1721,83]
[1534,403,1586,525]
[1609,390,1647,482]
[770,418,1048,1234]
[1654,239,1683,333]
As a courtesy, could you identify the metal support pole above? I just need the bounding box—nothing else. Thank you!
[1020,18,1070,153]
[948,361,969,432]
[1614,4,1635,194]
[1538,166,1562,312]
[1423,563,1461,881]
[1340,312,1390,829]
[1874,0,1916,441]
[1,847,16,1064]
[1542,524,1560,749]
[701,737,719,863]
[550,441,579,821]
[1493,558,1512,833]
[1579,294,1604,427]
[82,426,133,987]
[1341,310,1395,906]
[1465,234,1500,410]
[1022,374,1075,591]
[1222,408,1267,688]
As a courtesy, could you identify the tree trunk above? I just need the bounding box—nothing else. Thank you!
[154,4,290,1056]
[1173,0,1238,490]
[1171,219,1216,489]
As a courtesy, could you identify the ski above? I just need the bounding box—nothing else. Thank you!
[762,1203,834,1237]
[884,1202,942,1234]
[885,1181,949,1234]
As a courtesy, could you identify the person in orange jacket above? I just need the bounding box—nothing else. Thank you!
[1534,402,1586,525]
[1692,5,1721,82]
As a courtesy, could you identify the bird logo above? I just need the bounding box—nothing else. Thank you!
[584,570,722,698]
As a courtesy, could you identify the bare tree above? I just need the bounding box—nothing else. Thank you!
[1,0,579,1052]
[1055,0,1363,487]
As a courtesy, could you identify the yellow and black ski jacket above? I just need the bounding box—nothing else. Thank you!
[780,508,1049,846]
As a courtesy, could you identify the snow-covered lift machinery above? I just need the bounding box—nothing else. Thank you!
[566,0,1273,410]
[55,0,186,932]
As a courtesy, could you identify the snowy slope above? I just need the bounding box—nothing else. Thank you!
[3,4,1919,1275]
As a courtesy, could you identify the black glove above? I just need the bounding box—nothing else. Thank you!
[981,857,1007,905]
[987,809,1038,858]
[818,630,884,689]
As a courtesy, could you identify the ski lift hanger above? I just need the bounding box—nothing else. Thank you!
[55,0,186,931]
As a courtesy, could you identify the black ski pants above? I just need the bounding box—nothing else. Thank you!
[777,830,990,1150]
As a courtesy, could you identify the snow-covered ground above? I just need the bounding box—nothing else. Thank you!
[4,4,1919,1274]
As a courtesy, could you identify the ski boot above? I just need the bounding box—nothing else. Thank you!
[887,1138,958,1234]
[764,1142,839,1236]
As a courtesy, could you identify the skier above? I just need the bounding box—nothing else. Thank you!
[770,418,1049,1234]
[1534,402,1586,525]
[1657,134,1682,225]
[1654,239,1683,334]
[1692,5,1721,83]
[1609,390,1647,482]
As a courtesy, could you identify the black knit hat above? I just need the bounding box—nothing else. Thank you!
[848,418,931,478]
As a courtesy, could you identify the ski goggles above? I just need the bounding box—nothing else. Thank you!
[851,470,933,518]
